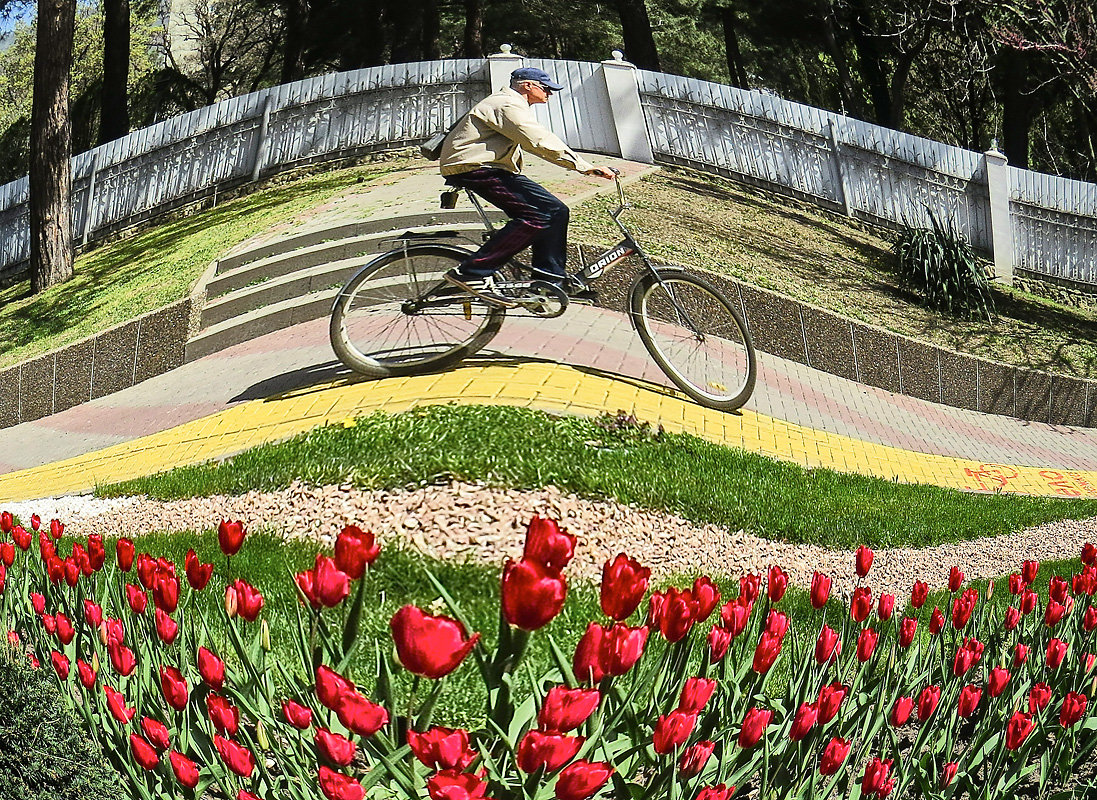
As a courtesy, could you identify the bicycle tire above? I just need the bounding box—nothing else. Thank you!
[629,270,757,411]
[330,244,505,377]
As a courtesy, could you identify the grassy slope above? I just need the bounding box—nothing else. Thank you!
[571,168,1097,377]
[0,159,408,369]
[97,405,1097,551]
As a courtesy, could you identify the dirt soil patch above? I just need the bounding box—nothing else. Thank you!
[570,167,1097,378]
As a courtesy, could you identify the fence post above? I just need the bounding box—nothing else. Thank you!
[826,120,852,217]
[600,51,654,164]
[984,144,1014,285]
[251,95,273,182]
[488,44,524,92]
[81,152,100,246]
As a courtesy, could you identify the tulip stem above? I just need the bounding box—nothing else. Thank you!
[408,675,421,725]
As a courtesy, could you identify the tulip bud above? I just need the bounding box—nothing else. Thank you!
[224,586,238,618]
[98,621,109,647]
[255,719,269,751]
[261,619,272,651]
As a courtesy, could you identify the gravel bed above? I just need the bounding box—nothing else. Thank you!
[6,482,1097,599]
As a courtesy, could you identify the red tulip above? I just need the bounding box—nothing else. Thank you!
[153,573,179,614]
[652,588,695,642]
[600,553,650,620]
[517,729,584,771]
[155,609,178,644]
[41,614,56,635]
[1084,653,1096,674]
[49,518,64,539]
[678,740,715,778]
[539,686,600,733]
[390,605,481,679]
[737,706,772,748]
[297,554,351,608]
[855,545,873,577]
[789,701,818,741]
[889,696,913,726]
[55,612,74,645]
[319,766,365,800]
[125,584,147,614]
[983,666,1009,698]
[184,549,213,590]
[1006,711,1035,750]
[1022,559,1039,583]
[103,617,125,646]
[207,693,239,736]
[653,709,698,754]
[819,737,850,775]
[51,651,70,680]
[77,659,97,689]
[1047,638,1069,669]
[603,621,648,679]
[897,617,917,649]
[877,593,894,621]
[679,677,716,714]
[851,586,872,622]
[214,734,254,777]
[1052,571,1070,599]
[765,609,788,639]
[109,641,137,676]
[105,685,135,723]
[554,760,613,800]
[948,566,964,592]
[907,580,927,609]
[1005,606,1021,630]
[83,599,103,628]
[691,577,721,624]
[217,519,246,556]
[1046,599,1068,627]
[752,631,782,674]
[941,762,958,788]
[1029,682,1052,714]
[1086,607,1097,632]
[695,786,735,800]
[231,579,264,621]
[951,589,977,629]
[720,597,751,638]
[917,685,941,721]
[141,717,170,751]
[1022,589,1038,614]
[198,647,225,690]
[427,770,491,800]
[159,666,189,711]
[810,571,831,608]
[283,698,313,729]
[502,558,567,631]
[130,734,160,770]
[316,728,356,766]
[30,592,45,615]
[929,607,944,634]
[116,538,135,571]
[1059,692,1087,728]
[407,727,476,770]
[862,757,894,797]
[523,516,576,570]
[316,664,354,709]
[958,685,982,717]
[336,690,389,737]
[170,750,199,788]
[0,542,13,566]
[0,511,10,533]
[856,627,878,662]
[815,624,840,664]
[767,565,788,602]
[333,525,381,579]
[1083,543,1097,565]
[817,683,847,724]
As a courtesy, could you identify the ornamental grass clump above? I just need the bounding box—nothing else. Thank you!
[3,507,1097,799]
[894,210,996,322]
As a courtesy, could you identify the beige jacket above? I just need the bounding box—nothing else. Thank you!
[440,87,595,176]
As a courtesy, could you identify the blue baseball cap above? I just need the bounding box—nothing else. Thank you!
[511,67,565,91]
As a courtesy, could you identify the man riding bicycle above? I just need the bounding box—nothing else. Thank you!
[439,66,616,307]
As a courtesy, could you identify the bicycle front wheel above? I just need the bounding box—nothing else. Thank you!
[630,271,757,411]
[330,244,505,377]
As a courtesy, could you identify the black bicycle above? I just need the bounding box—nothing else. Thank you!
[329,171,757,411]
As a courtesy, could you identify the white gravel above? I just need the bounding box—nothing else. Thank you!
[7,481,1097,599]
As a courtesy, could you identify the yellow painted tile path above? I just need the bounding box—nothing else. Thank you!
[2,363,1096,503]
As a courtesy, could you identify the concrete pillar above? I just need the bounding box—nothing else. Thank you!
[600,51,654,164]
[487,44,524,92]
[984,144,1014,285]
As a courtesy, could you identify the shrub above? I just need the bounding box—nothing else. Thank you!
[0,648,115,800]
[894,210,996,321]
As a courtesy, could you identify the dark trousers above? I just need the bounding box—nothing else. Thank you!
[444,168,569,281]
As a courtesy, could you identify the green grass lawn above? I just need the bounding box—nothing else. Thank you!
[97,405,1097,551]
[0,158,408,369]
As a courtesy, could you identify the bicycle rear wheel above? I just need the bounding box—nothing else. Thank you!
[330,244,505,377]
[630,271,756,411]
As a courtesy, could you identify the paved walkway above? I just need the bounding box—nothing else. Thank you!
[2,159,1097,503]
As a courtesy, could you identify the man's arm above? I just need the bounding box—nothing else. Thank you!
[495,102,613,177]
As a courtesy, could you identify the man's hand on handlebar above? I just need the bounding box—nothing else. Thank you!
[583,166,617,179]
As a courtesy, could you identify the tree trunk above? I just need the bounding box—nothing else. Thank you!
[999,49,1033,170]
[463,0,483,58]
[612,0,660,71]
[421,0,440,60]
[99,0,130,144]
[280,0,309,83]
[30,0,76,294]
[721,5,748,88]
[846,0,891,126]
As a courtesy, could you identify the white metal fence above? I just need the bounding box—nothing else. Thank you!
[0,53,1094,287]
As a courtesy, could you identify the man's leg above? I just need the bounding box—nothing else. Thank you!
[445,169,567,280]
